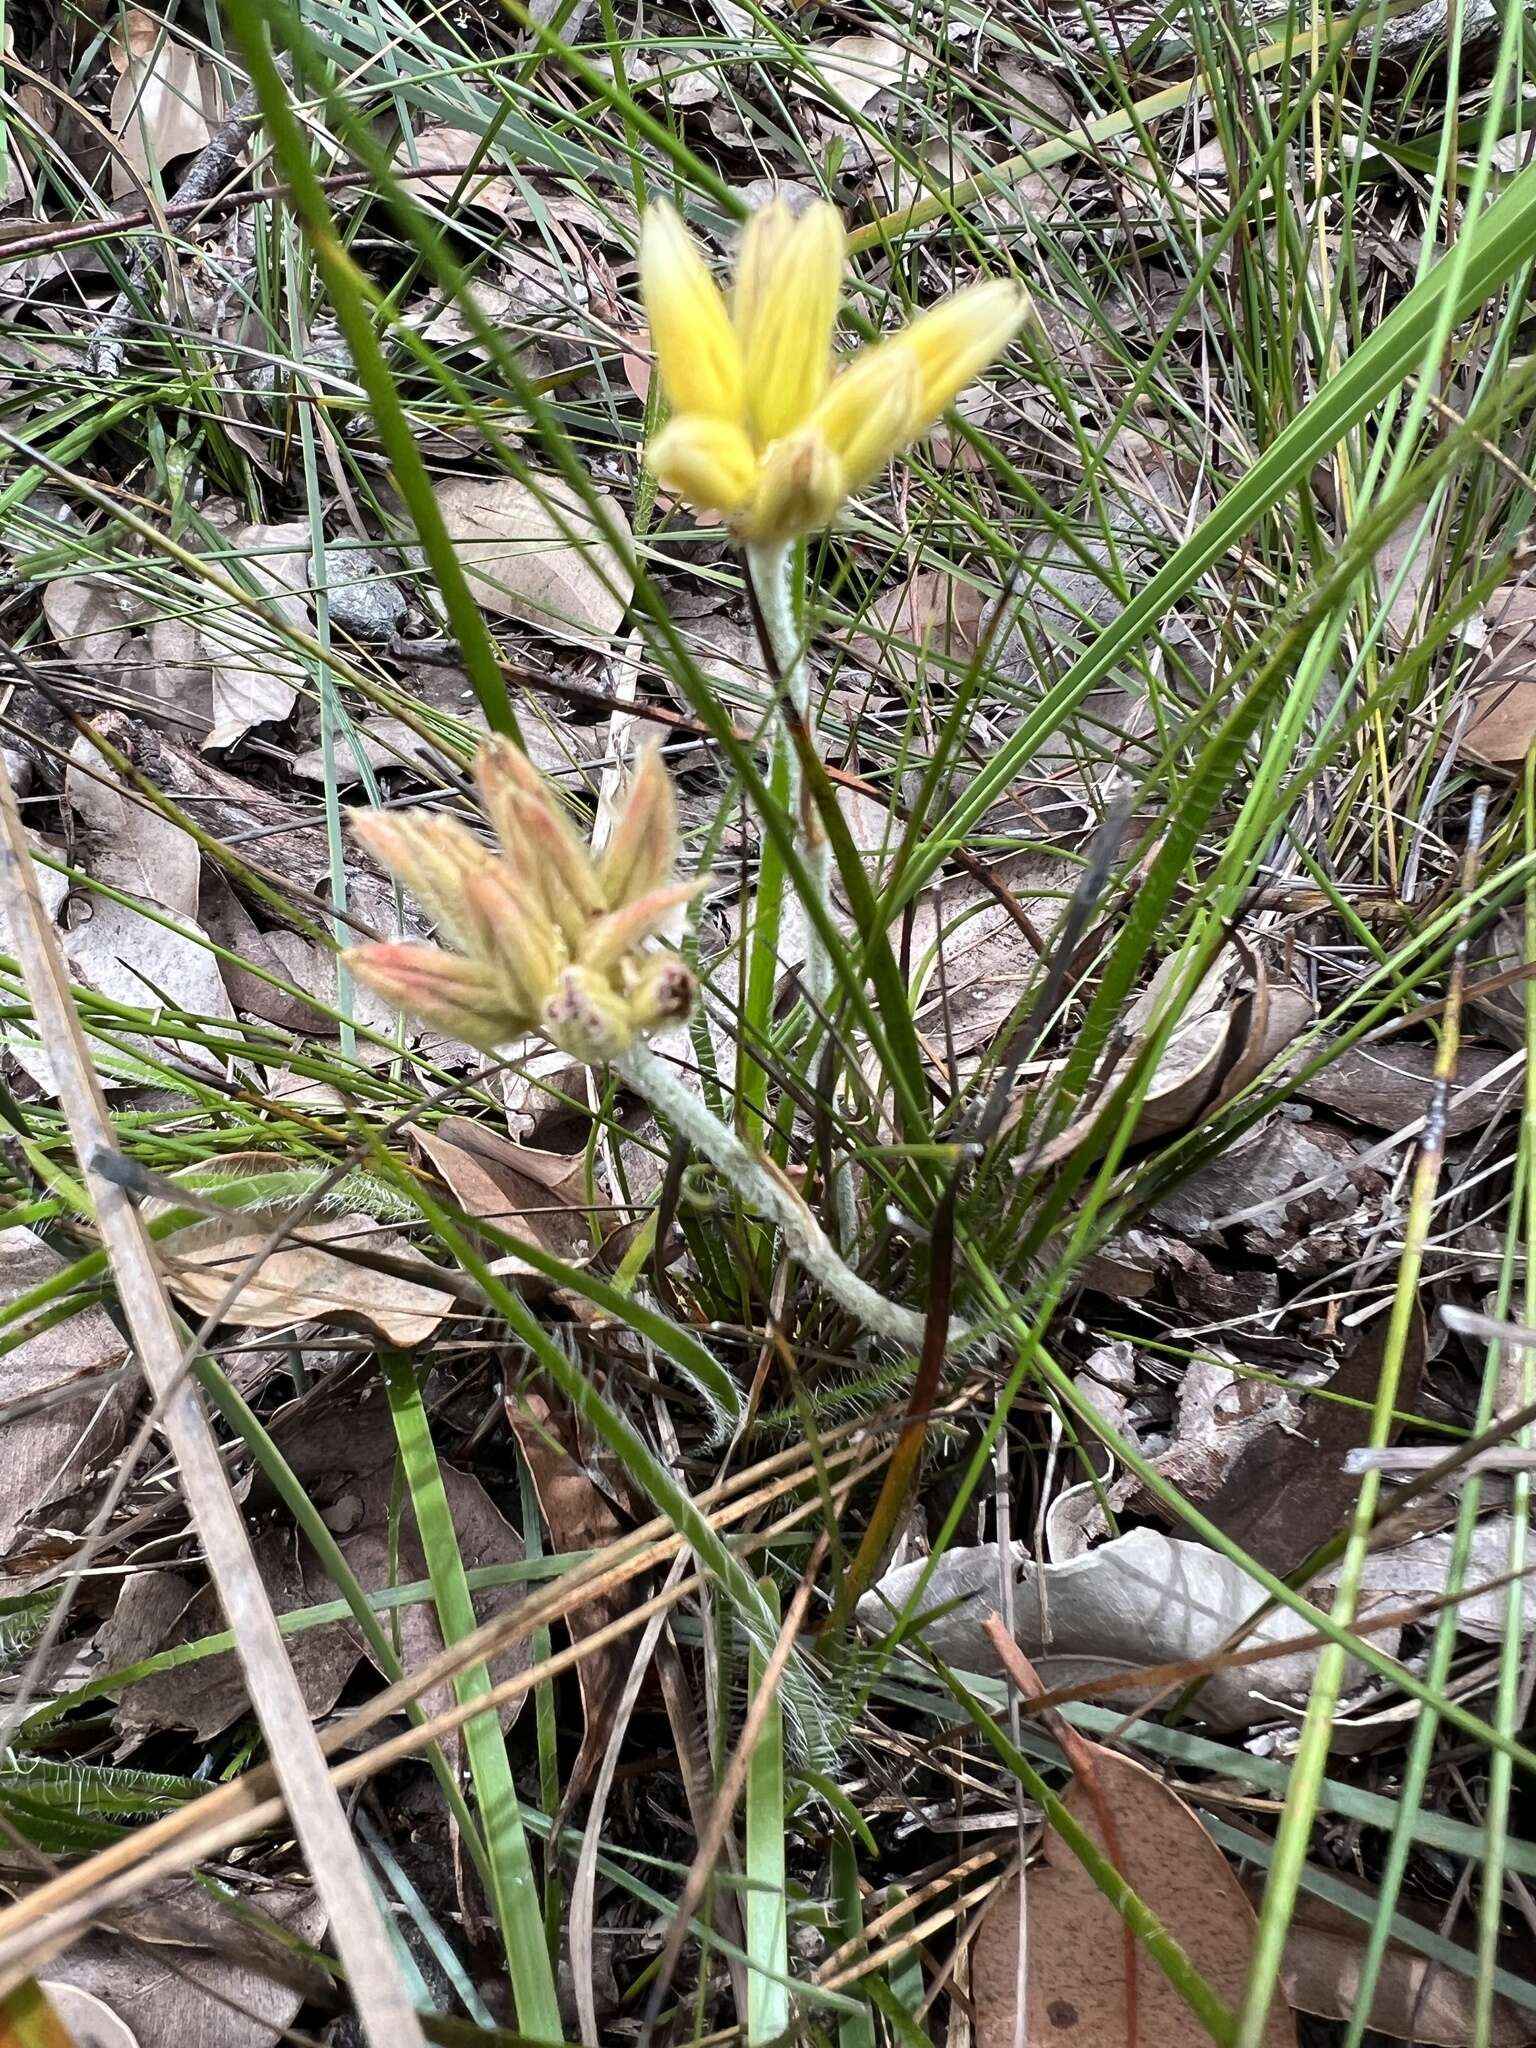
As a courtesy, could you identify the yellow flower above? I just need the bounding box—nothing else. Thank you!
[346,744,701,1061]
[639,195,1030,543]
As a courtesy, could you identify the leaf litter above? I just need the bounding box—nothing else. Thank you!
[2,1,1534,2041]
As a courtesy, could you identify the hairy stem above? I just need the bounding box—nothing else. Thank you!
[618,1041,955,1350]
[745,539,859,1253]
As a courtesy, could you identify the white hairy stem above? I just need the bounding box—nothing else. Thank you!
[618,1041,950,1350]
[748,540,835,1019]
[747,539,859,1253]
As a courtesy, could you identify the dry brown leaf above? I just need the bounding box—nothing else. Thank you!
[415,1116,594,1264]
[103,1533,358,1742]
[270,1396,530,1734]
[198,516,313,745]
[156,1211,454,1344]
[506,1387,636,1805]
[35,1982,139,2046]
[41,1879,326,2048]
[431,473,634,642]
[847,570,985,686]
[793,33,912,113]
[973,1749,1296,2048]
[108,9,219,196]
[41,572,142,668]
[0,1227,130,1579]
[1192,1310,1424,1573]
[66,735,200,916]
[1295,1038,1514,1135]
[1273,1888,1531,2045]
[392,122,520,218]
[1462,678,1536,774]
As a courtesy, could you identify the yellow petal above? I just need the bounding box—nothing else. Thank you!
[463,863,563,1014]
[809,341,922,489]
[623,954,697,1035]
[646,415,758,515]
[740,427,845,543]
[640,201,745,421]
[899,279,1030,427]
[734,199,845,445]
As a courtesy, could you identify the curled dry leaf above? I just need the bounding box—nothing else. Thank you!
[35,1983,139,2047]
[430,472,635,642]
[972,1748,1296,2048]
[858,1527,1383,1732]
[1272,1885,1531,2045]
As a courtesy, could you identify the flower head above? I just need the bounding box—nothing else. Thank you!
[346,744,701,1061]
[639,196,1030,543]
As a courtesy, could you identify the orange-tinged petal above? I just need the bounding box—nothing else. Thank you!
[346,942,523,1048]
[646,415,758,515]
[734,199,844,445]
[475,738,604,943]
[579,881,700,973]
[350,809,495,954]
[899,278,1031,427]
[597,744,678,908]
[640,201,745,421]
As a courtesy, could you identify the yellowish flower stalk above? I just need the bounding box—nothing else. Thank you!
[345,744,955,1350]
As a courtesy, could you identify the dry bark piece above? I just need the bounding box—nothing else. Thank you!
[1195,1309,1425,1575]
[972,1749,1295,2048]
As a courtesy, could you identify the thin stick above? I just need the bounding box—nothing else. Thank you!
[0,754,427,2048]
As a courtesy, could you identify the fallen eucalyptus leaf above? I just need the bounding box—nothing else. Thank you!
[973,1749,1296,2048]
